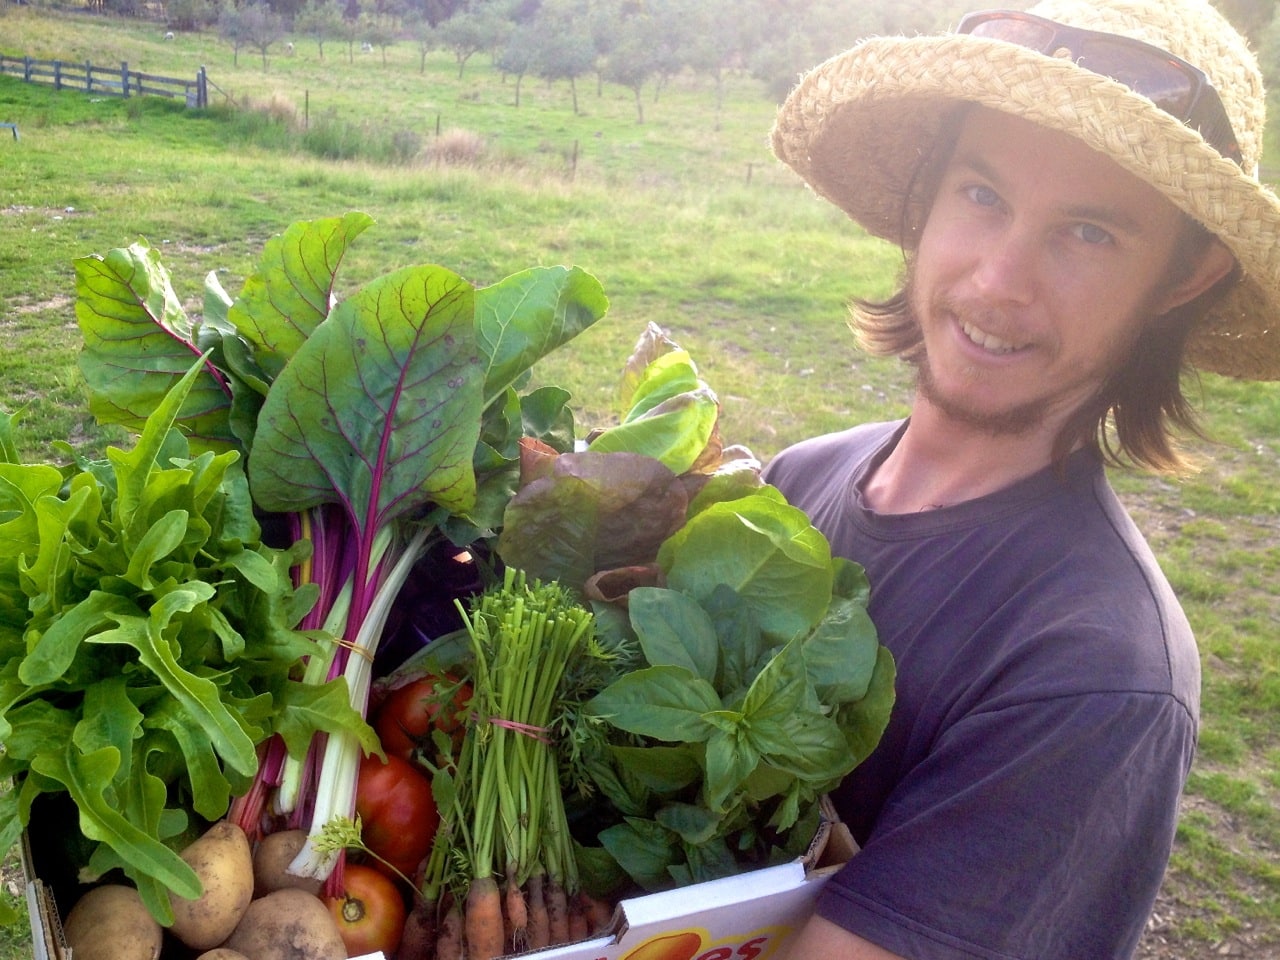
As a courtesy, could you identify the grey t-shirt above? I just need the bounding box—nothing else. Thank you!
[763,421,1199,960]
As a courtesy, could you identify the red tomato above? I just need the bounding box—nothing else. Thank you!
[355,752,440,879]
[326,862,407,957]
[373,673,471,766]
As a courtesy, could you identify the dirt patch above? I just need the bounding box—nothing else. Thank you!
[5,294,74,316]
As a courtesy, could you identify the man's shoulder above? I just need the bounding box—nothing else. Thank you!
[765,421,899,484]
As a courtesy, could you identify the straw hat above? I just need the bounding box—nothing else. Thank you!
[771,0,1280,381]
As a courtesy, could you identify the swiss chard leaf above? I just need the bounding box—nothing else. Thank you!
[474,265,608,407]
[248,263,484,530]
[74,242,236,452]
[230,211,374,383]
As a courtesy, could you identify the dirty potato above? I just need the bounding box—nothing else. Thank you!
[223,888,347,960]
[168,820,255,951]
[62,884,163,960]
[252,828,323,897]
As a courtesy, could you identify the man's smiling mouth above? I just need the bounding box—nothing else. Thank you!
[960,319,1024,355]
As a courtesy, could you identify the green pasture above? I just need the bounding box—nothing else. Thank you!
[1,7,1278,957]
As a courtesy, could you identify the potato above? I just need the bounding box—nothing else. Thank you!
[195,951,252,960]
[62,884,163,960]
[224,888,347,960]
[253,828,324,897]
[168,820,255,950]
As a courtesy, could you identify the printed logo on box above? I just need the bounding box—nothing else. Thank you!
[616,925,792,960]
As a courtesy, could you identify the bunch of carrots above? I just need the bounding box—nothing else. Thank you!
[402,568,617,960]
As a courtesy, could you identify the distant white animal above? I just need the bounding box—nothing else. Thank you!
[164,30,174,39]
[361,41,373,52]
[285,41,295,54]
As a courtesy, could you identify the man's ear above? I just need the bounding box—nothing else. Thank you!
[1158,238,1237,313]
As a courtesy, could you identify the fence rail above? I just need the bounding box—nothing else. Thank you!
[0,55,208,107]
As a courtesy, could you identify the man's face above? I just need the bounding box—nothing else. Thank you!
[908,106,1194,437]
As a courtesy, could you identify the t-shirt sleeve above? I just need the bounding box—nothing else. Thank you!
[816,690,1195,960]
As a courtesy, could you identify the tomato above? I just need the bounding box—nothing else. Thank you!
[373,673,471,766]
[326,862,407,957]
[355,752,440,879]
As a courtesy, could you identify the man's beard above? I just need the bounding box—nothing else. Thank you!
[914,354,1055,437]
[904,280,1123,441]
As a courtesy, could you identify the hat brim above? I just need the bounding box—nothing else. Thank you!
[771,34,1280,380]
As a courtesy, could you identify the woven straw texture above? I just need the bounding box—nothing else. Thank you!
[771,0,1280,380]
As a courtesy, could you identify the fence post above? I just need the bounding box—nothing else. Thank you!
[121,61,129,98]
[24,56,32,82]
[85,59,92,94]
[197,66,207,108]
[53,61,62,92]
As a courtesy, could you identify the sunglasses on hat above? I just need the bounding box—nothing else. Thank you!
[957,9,1243,166]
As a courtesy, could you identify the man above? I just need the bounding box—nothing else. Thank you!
[764,0,1280,957]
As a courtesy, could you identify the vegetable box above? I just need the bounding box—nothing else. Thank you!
[20,802,856,960]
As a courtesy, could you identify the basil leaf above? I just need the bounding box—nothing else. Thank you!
[587,665,720,742]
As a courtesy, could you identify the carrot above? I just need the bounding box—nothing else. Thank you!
[435,897,465,960]
[568,893,589,943]
[578,890,614,935]
[527,872,550,950]
[546,877,570,945]
[466,874,506,960]
[505,865,528,950]
[394,897,436,960]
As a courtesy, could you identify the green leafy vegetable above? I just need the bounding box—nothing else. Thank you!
[0,360,368,924]
[66,212,610,897]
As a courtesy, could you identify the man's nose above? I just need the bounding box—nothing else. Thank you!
[969,229,1039,305]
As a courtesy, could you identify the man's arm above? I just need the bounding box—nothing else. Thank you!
[785,914,907,959]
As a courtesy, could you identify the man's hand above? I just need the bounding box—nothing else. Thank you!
[785,914,908,959]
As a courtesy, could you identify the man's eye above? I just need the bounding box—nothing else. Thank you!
[1073,223,1114,245]
[964,184,1000,207]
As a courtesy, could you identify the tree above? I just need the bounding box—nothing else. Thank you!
[404,10,436,72]
[679,0,751,126]
[1258,11,1280,114]
[240,1,287,70]
[365,17,399,63]
[602,24,658,122]
[294,0,345,59]
[586,0,624,95]
[216,1,247,66]
[435,4,508,78]
[1216,0,1276,43]
[495,33,533,105]
[422,0,466,27]
[167,0,216,31]
[528,0,596,114]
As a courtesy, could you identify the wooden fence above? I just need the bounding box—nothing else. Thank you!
[0,55,208,107]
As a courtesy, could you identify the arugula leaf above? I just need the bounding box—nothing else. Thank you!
[0,358,371,913]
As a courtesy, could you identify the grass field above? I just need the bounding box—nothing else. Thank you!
[2,7,1279,957]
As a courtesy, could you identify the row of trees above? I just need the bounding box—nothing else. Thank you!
[36,0,1277,119]
[186,0,994,115]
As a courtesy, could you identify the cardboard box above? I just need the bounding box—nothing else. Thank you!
[23,803,856,960]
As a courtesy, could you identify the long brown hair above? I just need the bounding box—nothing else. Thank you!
[850,110,1238,476]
